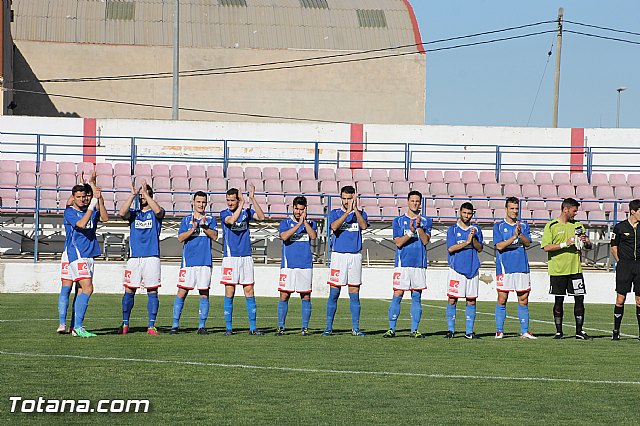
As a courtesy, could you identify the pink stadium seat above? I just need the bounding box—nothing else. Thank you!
[96,175,113,189]
[19,161,36,174]
[244,167,262,181]
[335,168,352,182]
[526,200,546,211]
[614,186,632,199]
[628,174,640,187]
[114,163,131,176]
[575,185,594,199]
[173,192,191,204]
[96,163,113,176]
[408,169,425,183]
[267,194,285,205]
[375,181,392,195]
[57,174,76,189]
[521,184,540,198]
[154,193,172,205]
[39,161,57,175]
[609,173,627,188]
[171,177,190,191]
[40,183,58,199]
[39,174,57,191]
[306,195,323,206]
[153,176,171,190]
[281,168,298,181]
[484,183,502,198]
[152,164,170,178]
[588,211,607,224]
[298,168,315,181]
[353,169,370,182]
[58,162,77,175]
[17,173,36,187]
[633,187,640,199]
[552,172,571,186]
[547,200,562,214]
[206,165,223,179]
[268,204,288,219]
[574,211,587,222]
[209,192,227,204]
[499,172,517,184]
[208,178,226,192]
[461,171,479,184]
[447,183,466,197]
[411,181,429,195]
[0,160,17,173]
[466,183,484,197]
[531,210,550,225]
[590,173,609,186]
[251,194,267,206]
[424,207,437,218]
[516,172,535,185]
[357,181,375,194]
[262,167,280,180]
[381,206,400,219]
[174,202,192,213]
[248,180,264,192]
[389,169,406,183]
[134,175,152,190]
[318,169,335,181]
[282,180,300,193]
[438,207,457,223]
[472,199,490,210]
[488,199,504,211]
[392,181,410,195]
[371,169,388,182]
[264,179,283,193]
[474,209,494,223]
[77,162,94,177]
[211,202,228,214]
[580,201,600,212]
[227,178,245,191]
[300,180,318,193]
[444,170,461,184]
[540,184,558,199]
[434,198,452,209]
[0,172,16,186]
[0,189,16,210]
[320,180,338,194]
[378,197,397,207]
[134,163,152,176]
[39,198,58,212]
[307,204,325,219]
[426,170,444,183]
[430,182,448,196]
[226,166,244,180]
[534,172,553,185]
[503,184,522,198]
[595,186,614,200]
[17,197,36,213]
[189,165,207,179]
[114,175,132,190]
[479,171,496,184]
[570,173,589,186]
[557,185,575,198]
[114,190,132,204]
[359,197,378,208]
[190,177,207,192]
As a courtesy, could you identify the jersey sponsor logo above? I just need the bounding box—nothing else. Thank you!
[448,279,460,294]
[404,229,417,238]
[61,262,70,275]
[496,274,504,287]
[78,262,89,276]
[456,240,467,245]
[134,219,153,229]
[329,268,341,282]
[124,269,132,284]
[279,273,287,288]
[339,222,359,232]
[571,278,585,295]
[223,267,233,281]
[290,233,309,242]
[231,222,248,231]
[393,272,401,286]
[178,269,187,283]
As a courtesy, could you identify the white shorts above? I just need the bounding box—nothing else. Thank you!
[279,268,313,294]
[327,252,362,287]
[177,266,212,290]
[496,273,531,293]
[220,256,255,286]
[447,268,479,299]
[393,267,427,291]
[60,251,94,282]
[124,257,161,289]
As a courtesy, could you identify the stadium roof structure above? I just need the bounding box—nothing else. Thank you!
[11,0,424,53]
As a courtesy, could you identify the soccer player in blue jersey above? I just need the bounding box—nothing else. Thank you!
[170,191,218,335]
[323,185,369,337]
[57,181,108,337]
[275,196,317,336]
[117,179,165,335]
[220,183,266,336]
[384,191,432,338]
[493,197,536,339]
[445,202,483,339]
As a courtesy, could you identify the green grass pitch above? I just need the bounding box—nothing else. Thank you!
[1,294,639,425]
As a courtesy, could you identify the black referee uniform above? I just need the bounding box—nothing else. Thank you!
[611,219,640,339]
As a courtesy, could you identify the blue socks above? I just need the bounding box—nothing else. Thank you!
[172,296,185,329]
[122,292,135,325]
[223,296,234,330]
[446,303,456,332]
[277,300,288,329]
[465,304,477,335]
[58,285,72,324]
[147,293,159,328]
[518,304,529,334]
[495,303,507,333]
[348,292,361,331]
[325,286,340,331]
[388,296,402,331]
[301,299,312,329]
[246,296,257,331]
[410,291,422,333]
[199,297,210,329]
[74,293,90,329]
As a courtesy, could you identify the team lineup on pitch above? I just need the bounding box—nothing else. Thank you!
[56,173,640,341]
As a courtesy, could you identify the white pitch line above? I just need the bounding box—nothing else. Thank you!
[1,350,639,386]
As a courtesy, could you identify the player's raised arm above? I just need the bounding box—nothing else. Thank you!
[118,181,138,220]
[248,183,265,221]
[200,215,218,241]
[178,215,198,243]
[95,187,109,222]
[225,190,245,225]
[140,180,165,219]
[416,216,431,245]
[352,195,368,230]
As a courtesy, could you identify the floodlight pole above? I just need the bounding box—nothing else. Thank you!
[172,0,179,120]
[552,7,563,128]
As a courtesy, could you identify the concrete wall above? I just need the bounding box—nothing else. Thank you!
[0,261,621,305]
[11,41,426,125]
[0,0,13,116]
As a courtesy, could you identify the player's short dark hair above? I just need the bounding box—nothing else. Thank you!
[561,198,580,210]
[83,183,93,195]
[226,188,239,198]
[505,196,519,207]
[292,196,307,207]
[460,202,474,212]
[408,190,422,200]
[193,190,208,200]
[340,185,355,195]
[630,199,640,213]
[72,184,86,195]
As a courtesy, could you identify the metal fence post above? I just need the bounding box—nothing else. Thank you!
[314,142,319,179]
[586,147,593,183]
[404,143,410,180]
[34,134,41,263]
[223,139,228,177]
[495,146,501,182]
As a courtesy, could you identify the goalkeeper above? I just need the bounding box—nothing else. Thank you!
[541,198,593,340]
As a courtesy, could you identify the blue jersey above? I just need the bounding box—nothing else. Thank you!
[446,223,484,279]
[128,208,163,258]
[220,208,255,257]
[63,206,101,261]
[493,220,531,274]
[392,214,432,268]
[179,214,218,267]
[329,208,369,253]
[279,217,317,269]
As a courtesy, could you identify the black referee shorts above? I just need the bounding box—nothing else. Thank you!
[549,273,586,296]
[615,260,640,295]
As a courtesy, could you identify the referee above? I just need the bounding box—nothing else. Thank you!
[611,199,640,340]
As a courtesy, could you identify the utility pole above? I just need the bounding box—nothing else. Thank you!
[172,0,179,120]
[552,7,563,128]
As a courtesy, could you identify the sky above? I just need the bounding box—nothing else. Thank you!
[411,1,640,128]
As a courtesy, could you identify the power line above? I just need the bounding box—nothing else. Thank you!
[527,34,555,126]
[564,20,640,38]
[564,30,640,45]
